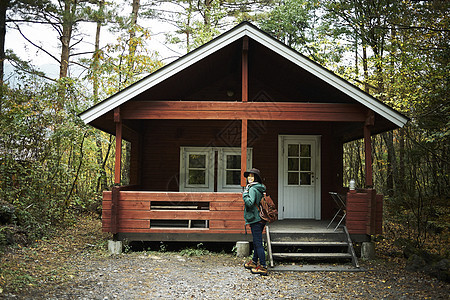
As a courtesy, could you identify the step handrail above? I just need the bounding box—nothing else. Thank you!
[343,226,360,268]
[266,225,274,268]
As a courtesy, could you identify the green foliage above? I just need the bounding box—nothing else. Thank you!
[337,1,449,251]
[180,243,210,256]
[145,0,274,53]
[0,77,101,238]
[161,0,225,52]
[83,24,163,98]
[2,0,447,257]
[1,0,166,248]
[259,1,317,50]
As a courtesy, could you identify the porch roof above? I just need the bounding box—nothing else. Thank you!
[79,22,408,140]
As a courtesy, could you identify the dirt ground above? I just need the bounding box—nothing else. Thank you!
[1,216,449,299]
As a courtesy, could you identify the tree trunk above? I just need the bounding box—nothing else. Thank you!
[59,0,75,79]
[93,1,108,192]
[97,134,112,192]
[362,45,369,93]
[96,136,108,192]
[383,131,396,197]
[398,128,406,194]
[93,0,103,103]
[185,0,193,52]
[203,0,213,25]
[0,0,8,86]
[131,0,140,26]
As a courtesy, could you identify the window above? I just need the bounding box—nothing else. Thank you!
[287,143,312,186]
[179,147,252,192]
[226,154,241,185]
[180,147,214,191]
[188,154,207,185]
[217,148,252,192]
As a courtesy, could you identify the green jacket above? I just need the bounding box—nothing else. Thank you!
[243,182,266,225]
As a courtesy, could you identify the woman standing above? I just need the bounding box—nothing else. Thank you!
[242,168,268,276]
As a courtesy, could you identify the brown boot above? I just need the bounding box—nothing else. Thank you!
[244,260,257,269]
[251,265,268,276]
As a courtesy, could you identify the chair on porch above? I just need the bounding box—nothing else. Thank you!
[327,192,347,231]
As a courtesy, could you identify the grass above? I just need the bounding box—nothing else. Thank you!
[0,214,109,295]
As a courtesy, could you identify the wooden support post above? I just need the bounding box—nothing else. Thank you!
[111,185,120,235]
[240,36,249,187]
[241,119,248,187]
[242,36,248,103]
[114,107,122,185]
[364,111,374,188]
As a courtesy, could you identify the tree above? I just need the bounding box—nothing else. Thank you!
[91,0,110,193]
[262,0,448,249]
[142,0,273,53]
[0,0,8,86]
[7,1,101,80]
[259,0,320,57]
[384,1,449,247]
[329,0,449,248]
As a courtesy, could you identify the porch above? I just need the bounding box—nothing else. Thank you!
[103,187,382,240]
[103,188,380,269]
[103,187,248,242]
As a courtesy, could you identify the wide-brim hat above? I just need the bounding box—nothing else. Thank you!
[244,168,262,182]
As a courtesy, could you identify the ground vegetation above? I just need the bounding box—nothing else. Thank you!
[0,0,448,295]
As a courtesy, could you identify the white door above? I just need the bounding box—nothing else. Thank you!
[278,135,321,219]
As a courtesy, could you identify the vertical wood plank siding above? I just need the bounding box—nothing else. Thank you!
[102,191,244,233]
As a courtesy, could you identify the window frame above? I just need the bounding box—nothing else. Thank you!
[179,147,214,192]
[179,147,253,192]
[217,147,252,192]
[285,143,313,186]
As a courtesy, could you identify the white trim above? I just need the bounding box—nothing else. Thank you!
[81,28,247,124]
[278,135,321,220]
[179,146,253,192]
[179,147,214,192]
[217,147,252,192]
[80,23,408,128]
[242,26,407,127]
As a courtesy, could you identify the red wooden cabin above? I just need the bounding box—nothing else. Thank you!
[80,22,407,243]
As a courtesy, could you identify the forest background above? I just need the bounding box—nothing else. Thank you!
[0,0,448,260]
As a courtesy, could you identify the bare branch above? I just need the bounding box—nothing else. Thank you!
[9,59,56,82]
[14,23,61,64]
[70,51,96,57]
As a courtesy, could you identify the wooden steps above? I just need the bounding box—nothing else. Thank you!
[273,253,353,259]
[266,224,359,269]
[271,241,348,247]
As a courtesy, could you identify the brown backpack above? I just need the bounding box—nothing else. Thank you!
[257,192,278,223]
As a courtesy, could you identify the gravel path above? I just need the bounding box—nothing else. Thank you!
[16,251,449,300]
[1,216,448,299]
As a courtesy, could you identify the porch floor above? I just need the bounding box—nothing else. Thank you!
[268,219,341,233]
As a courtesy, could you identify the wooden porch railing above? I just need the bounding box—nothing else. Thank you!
[346,189,383,235]
[103,189,245,234]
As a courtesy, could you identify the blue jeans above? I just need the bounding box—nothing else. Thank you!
[250,221,266,267]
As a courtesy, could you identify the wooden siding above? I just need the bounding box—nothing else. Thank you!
[135,119,344,220]
[121,101,367,122]
[346,189,383,235]
[102,191,246,234]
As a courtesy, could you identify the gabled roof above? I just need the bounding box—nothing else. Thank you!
[80,22,408,128]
